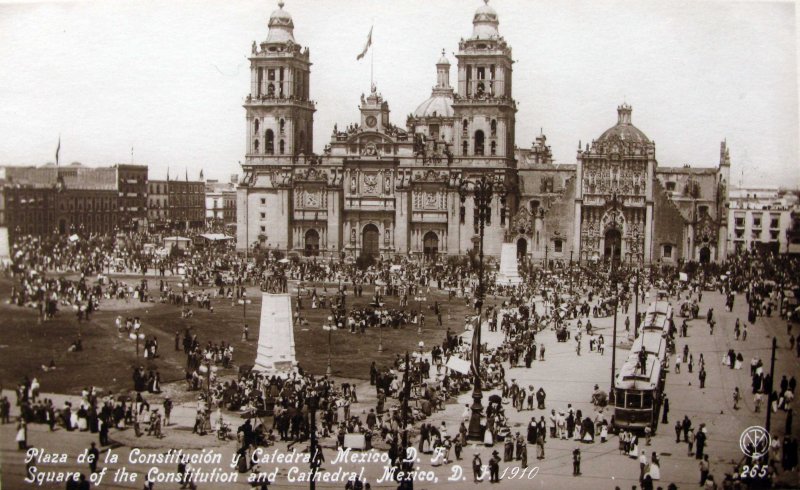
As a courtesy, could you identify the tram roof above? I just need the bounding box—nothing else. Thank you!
[615,355,661,390]
[631,331,666,357]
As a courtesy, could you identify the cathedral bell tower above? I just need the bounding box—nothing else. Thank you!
[452,0,517,162]
[244,1,315,161]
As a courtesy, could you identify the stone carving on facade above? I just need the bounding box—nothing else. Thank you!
[583,161,646,197]
[361,142,380,157]
[696,213,718,243]
[363,173,379,194]
[505,207,533,241]
[423,191,439,209]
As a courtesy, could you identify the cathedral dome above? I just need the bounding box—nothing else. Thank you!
[414,94,454,119]
[266,1,295,44]
[596,104,650,144]
[472,0,500,39]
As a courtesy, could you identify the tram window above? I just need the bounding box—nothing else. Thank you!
[615,389,625,406]
[642,392,653,408]
[626,392,642,409]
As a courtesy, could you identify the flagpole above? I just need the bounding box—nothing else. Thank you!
[370,25,374,88]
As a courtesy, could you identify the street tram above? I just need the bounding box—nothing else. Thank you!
[613,300,673,432]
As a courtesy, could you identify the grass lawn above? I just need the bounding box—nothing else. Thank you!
[0,276,490,396]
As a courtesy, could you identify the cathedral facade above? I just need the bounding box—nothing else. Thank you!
[237,1,730,264]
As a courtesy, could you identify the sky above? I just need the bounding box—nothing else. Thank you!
[0,0,798,187]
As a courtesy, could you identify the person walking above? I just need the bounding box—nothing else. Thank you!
[489,450,501,483]
[88,442,99,474]
[572,448,581,476]
[733,387,741,410]
[472,452,483,483]
[661,396,670,424]
[699,368,707,389]
[696,427,707,459]
[15,418,27,450]
[699,454,710,485]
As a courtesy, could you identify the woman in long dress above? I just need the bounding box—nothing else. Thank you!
[16,419,27,450]
[628,435,639,458]
[483,425,494,446]
[648,453,661,480]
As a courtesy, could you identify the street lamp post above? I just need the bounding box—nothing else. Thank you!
[130,331,145,357]
[459,175,506,441]
[324,316,333,377]
[544,244,549,270]
[308,392,320,490]
[415,294,426,334]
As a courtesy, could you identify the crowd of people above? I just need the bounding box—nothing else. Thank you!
[3,228,800,488]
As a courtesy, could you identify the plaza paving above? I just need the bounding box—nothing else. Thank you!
[1,287,798,489]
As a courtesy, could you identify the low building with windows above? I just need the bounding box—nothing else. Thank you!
[205,176,238,226]
[148,179,169,228]
[0,163,120,240]
[727,187,799,254]
[168,177,206,230]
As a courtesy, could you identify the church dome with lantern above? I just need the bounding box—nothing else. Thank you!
[472,0,500,39]
[596,103,650,144]
[266,1,295,44]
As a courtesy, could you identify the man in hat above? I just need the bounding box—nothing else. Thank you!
[489,450,501,483]
[163,397,173,427]
[472,451,483,482]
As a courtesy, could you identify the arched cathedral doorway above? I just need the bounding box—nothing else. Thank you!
[517,237,527,257]
[604,229,622,262]
[423,231,439,260]
[304,229,319,257]
[699,246,711,264]
[362,224,380,257]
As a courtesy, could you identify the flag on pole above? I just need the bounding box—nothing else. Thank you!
[356,26,373,60]
[55,136,61,166]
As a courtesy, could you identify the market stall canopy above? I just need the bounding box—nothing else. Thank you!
[198,233,233,242]
[445,357,471,374]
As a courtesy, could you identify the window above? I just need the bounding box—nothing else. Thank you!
[735,216,745,228]
[530,200,539,213]
[663,244,673,258]
[254,119,259,134]
[625,392,642,409]
[260,226,266,232]
[770,230,779,240]
[260,198,266,205]
[279,119,285,135]
[490,119,497,137]
[771,217,780,229]
[665,181,676,192]
[462,141,468,156]
[462,119,468,135]
[490,141,497,156]
[260,212,266,219]
[753,217,762,228]
[554,239,563,253]
[265,130,275,155]
[279,140,285,155]
[698,205,708,216]
[642,391,653,408]
[474,130,485,156]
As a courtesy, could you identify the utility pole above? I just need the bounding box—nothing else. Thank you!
[610,259,619,403]
[765,337,777,431]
